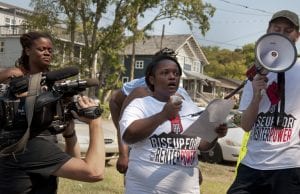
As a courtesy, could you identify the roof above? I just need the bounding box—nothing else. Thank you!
[215,77,243,89]
[124,34,192,55]
[0,2,33,15]
[123,34,209,65]
[183,70,220,83]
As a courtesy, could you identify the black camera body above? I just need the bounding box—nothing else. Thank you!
[0,70,101,149]
[0,82,28,132]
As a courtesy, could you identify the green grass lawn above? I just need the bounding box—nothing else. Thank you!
[58,160,236,194]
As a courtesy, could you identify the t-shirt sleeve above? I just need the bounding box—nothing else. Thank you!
[239,80,253,111]
[119,98,145,144]
[19,137,71,175]
[121,77,147,96]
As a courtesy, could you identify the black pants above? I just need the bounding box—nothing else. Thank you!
[227,164,300,194]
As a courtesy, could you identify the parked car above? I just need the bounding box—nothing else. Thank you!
[57,119,119,163]
[199,111,245,164]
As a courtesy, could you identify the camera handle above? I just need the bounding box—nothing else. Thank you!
[0,73,42,157]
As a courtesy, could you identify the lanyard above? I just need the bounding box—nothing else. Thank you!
[273,72,285,129]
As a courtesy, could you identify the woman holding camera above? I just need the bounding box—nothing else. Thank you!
[0,31,105,194]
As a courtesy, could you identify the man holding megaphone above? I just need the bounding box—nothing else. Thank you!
[228,10,300,194]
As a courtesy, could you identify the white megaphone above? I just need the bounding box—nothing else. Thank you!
[255,33,297,74]
[225,33,297,99]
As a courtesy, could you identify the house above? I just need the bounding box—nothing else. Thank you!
[0,2,30,70]
[0,2,85,71]
[123,34,220,106]
[0,1,30,31]
[215,77,244,106]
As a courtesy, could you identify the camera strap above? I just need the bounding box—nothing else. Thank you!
[0,73,42,157]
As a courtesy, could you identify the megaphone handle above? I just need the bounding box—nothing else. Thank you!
[224,80,247,99]
[253,73,268,96]
[261,89,266,96]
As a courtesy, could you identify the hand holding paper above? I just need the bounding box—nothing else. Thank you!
[183,99,235,142]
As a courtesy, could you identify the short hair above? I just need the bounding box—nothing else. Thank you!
[145,48,182,91]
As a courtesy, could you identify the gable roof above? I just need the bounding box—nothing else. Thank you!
[183,70,220,83]
[215,77,243,89]
[0,2,32,16]
[123,34,208,64]
[124,34,190,55]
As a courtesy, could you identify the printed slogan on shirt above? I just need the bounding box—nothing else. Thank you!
[149,133,200,166]
[250,112,296,142]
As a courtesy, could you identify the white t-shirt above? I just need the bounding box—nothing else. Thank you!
[239,59,300,170]
[121,77,146,96]
[122,77,193,103]
[119,96,202,194]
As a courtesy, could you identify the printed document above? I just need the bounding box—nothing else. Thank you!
[183,99,235,142]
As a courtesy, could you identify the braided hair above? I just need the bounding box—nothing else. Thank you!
[15,31,53,71]
[145,48,182,92]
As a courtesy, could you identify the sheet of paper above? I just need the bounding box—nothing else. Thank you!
[183,99,235,142]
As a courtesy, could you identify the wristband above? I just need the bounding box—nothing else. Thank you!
[63,130,76,138]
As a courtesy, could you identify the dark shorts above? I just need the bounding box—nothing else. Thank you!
[227,164,300,194]
[0,137,71,194]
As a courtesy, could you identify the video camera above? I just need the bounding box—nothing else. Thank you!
[0,67,102,149]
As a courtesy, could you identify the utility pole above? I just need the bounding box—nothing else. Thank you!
[160,24,165,49]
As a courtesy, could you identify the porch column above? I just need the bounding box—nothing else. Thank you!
[193,79,197,100]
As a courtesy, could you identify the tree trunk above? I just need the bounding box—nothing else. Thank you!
[130,39,136,81]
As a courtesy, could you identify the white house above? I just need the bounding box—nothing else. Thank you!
[0,2,85,71]
[0,2,31,69]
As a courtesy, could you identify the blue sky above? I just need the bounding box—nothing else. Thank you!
[3,0,300,51]
[152,0,300,51]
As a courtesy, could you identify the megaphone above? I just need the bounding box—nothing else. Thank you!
[225,33,297,99]
[255,33,297,74]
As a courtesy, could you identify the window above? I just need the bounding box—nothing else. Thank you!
[184,63,191,71]
[4,18,12,34]
[0,41,5,53]
[122,77,129,83]
[5,18,10,25]
[135,60,144,69]
[193,61,200,72]
[203,85,213,93]
[74,45,81,58]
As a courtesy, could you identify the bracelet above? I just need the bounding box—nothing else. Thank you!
[63,130,76,138]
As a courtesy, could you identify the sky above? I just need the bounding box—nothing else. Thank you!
[152,0,300,51]
[2,0,300,51]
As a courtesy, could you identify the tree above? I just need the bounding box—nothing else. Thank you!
[241,43,256,67]
[202,46,253,80]
[27,0,216,102]
[124,0,216,80]
[26,0,80,68]
[59,0,81,64]
[26,0,61,33]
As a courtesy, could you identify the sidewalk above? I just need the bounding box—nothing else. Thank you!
[102,119,116,130]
